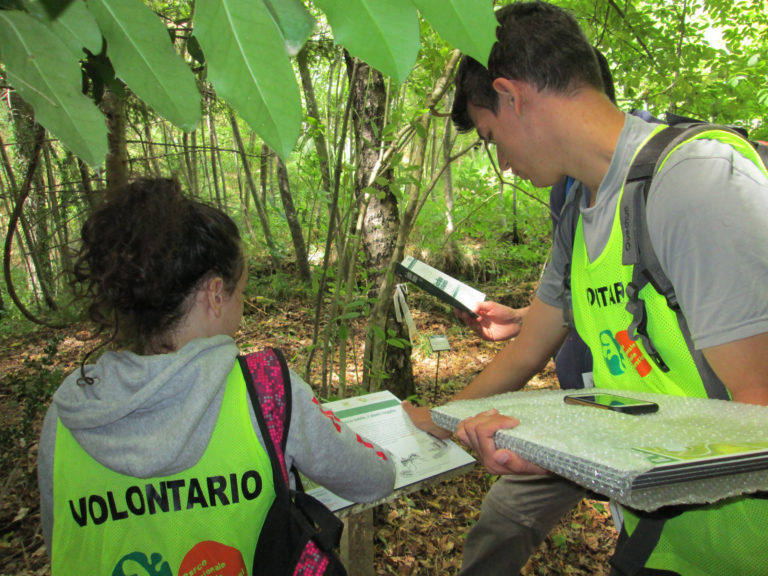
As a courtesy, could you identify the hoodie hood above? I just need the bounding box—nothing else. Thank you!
[53,335,239,478]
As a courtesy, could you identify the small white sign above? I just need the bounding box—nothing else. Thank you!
[428,335,451,353]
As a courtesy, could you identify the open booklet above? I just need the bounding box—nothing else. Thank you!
[431,388,768,512]
[395,255,485,317]
[304,391,475,513]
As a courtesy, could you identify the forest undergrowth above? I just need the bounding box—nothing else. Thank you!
[0,289,616,575]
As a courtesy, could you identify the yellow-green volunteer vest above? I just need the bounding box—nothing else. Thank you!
[571,128,768,575]
[52,363,275,576]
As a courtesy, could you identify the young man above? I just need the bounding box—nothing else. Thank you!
[404,2,768,574]
[448,47,617,575]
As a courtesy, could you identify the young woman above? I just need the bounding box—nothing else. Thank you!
[38,178,395,574]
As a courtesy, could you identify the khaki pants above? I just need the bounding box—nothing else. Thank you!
[459,474,586,575]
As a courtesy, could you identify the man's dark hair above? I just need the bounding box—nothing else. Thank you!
[452,55,499,132]
[593,46,616,104]
[452,1,605,132]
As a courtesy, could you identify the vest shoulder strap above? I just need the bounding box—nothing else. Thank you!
[557,185,583,329]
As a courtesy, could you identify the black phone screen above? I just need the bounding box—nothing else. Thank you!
[564,393,659,414]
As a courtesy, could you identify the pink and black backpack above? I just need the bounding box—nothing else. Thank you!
[239,348,347,576]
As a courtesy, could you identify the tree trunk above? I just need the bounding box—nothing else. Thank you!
[43,142,73,283]
[297,47,335,220]
[3,122,64,326]
[77,158,98,209]
[362,50,461,397]
[276,156,311,282]
[442,116,461,269]
[142,107,161,177]
[183,130,199,197]
[348,57,414,398]
[259,142,270,210]
[102,88,128,191]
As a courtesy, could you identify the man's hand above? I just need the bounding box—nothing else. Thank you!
[401,400,452,439]
[456,409,548,476]
[456,301,529,342]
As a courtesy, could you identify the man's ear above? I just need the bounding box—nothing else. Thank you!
[492,77,522,113]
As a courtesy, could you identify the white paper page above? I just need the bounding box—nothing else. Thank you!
[306,391,475,511]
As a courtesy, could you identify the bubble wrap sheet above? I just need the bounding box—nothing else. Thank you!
[431,389,768,511]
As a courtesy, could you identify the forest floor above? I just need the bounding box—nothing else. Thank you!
[0,290,617,575]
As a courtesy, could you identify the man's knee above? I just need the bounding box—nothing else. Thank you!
[482,475,586,530]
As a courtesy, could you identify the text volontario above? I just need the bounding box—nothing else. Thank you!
[68,470,263,527]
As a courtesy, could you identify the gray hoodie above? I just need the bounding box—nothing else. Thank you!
[38,335,396,552]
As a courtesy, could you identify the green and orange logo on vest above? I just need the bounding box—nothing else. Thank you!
[112,541,247,576]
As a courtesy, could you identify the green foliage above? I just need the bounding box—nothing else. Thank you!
[560,0,767,136]
[0,0,495,166]
[88,0,200,131]
[385,327,411,349]
[26,0,102,57]
[0,8,107,166]
[408,149,552,287]
[249,268,311,303]
[551,531,568,550]
[315,0,420,84]
[262,0,314,56]
[193,0,302,159]
[411,0,496,66]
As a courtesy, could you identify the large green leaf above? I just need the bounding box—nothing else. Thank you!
[23,0,95,57]
[193,0,302,159]
[0,10,107,167]
[47,0,102,56]
[412,0,496,65]
[23,0,102,58]
[315,0,420,84]
[87,0,200,131]
[262,0,314,56]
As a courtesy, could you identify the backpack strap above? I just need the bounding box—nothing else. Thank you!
[558,185,583,330]
[619,123,748,401]
[609,507,685,576]
[609,124,761,574]
[239,348,293,484]
[755,141,768,168]
[239,349,347,575]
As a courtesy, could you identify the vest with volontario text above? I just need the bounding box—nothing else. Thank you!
[52,363,275,576]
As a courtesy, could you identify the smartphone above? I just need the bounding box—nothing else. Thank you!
[564,393,659,414]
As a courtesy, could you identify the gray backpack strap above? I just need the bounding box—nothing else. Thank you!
[620,124,733,400]
[558,185,583,329]
[756,141,768,168]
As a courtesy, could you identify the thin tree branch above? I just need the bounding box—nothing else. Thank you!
[3,125,66,328]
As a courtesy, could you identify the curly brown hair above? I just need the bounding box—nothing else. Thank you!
[72,178,243,354]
